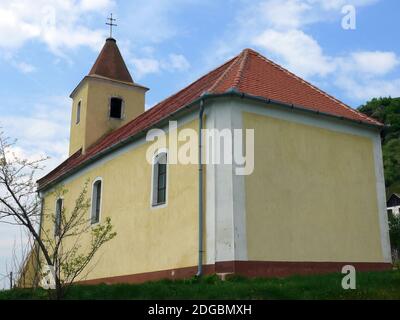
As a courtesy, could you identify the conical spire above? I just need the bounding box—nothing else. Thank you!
[88,38,133,83]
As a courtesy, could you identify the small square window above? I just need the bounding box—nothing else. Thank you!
[110,97,123,119]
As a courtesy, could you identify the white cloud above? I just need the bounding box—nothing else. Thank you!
[7,59,36,74]
[211,0,382,62]
[314,0,379,11]
[255,0,312,29]
[131,57,161,78]
[121,0,201,45]
[166,54,190,72]
[236,0,380,38]
[349,51,399,76]
[131,53,191,79]
[335,75,400,101]
[253,29,335,77]
[0,0,114,54]
[80,0,113,11]
[14,61,36,73]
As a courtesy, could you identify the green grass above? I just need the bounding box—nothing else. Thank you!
[1,270,400,300]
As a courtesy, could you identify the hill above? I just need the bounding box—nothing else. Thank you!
[358,97,400,195]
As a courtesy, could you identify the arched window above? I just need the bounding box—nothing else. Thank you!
[152,152,168,207]
[76,101,81,124]
[55,198,63,236]
[109,97,123,119]
[91,179,102,224]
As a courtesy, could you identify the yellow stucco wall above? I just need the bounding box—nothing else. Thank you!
[244,112,384,263]
[69,81,88,156]
[69,78,147,156]
[42,119,199,281]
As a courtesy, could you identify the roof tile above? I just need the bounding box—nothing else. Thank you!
[88,38,133,83]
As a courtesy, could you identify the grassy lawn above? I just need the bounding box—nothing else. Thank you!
[1,270,399,300]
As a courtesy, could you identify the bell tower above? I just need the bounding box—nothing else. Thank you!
[68,37,148,156]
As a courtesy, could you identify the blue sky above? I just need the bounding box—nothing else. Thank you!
[0,0,399,288]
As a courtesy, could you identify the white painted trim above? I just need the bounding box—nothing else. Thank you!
[204,100,248,263]
[372,135,392,262]
[205,100,249,263]
[213,102,235,262]
[230,104,248,261]
[150,148,169,210]
[204,104,216,265]
[90,177,103,225]
[70,75,148,99]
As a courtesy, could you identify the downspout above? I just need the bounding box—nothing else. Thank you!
[196,99,205,277]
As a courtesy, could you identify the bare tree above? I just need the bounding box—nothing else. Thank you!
[0,131,116,299]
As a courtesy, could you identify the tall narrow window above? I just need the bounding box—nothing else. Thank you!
[76,101,81,124]
[55,198,63,237]
[110,97,123,119]
[152,152,167,206]
[91,179,102,224]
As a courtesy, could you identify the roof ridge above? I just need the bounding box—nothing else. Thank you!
[248,49,381,125]
[149,55,238,110]
[232,49,250,89]
[207,53,242,93]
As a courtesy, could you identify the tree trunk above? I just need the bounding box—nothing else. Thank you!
[55,278,64,300]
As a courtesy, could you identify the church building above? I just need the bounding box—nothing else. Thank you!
[37,36,392,284]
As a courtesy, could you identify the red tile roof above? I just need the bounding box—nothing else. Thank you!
[37,48,381,190]
[88,38,134,84]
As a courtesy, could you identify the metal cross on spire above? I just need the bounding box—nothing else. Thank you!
[106,13,117,38]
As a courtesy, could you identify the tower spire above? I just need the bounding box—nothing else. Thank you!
[106,13,117,38]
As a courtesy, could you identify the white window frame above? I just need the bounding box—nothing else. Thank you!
[54,197,63,237]
[90,177,103,225]
[76,100,81,124]
[108,96,125,120]
[150,149,169,209]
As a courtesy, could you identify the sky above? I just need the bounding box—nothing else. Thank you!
[0,0,400,288]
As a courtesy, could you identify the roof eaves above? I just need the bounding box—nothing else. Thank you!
[69,75,149,98]
[237,92,383,128]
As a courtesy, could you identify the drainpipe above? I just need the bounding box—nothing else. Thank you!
[196,99,205,277]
